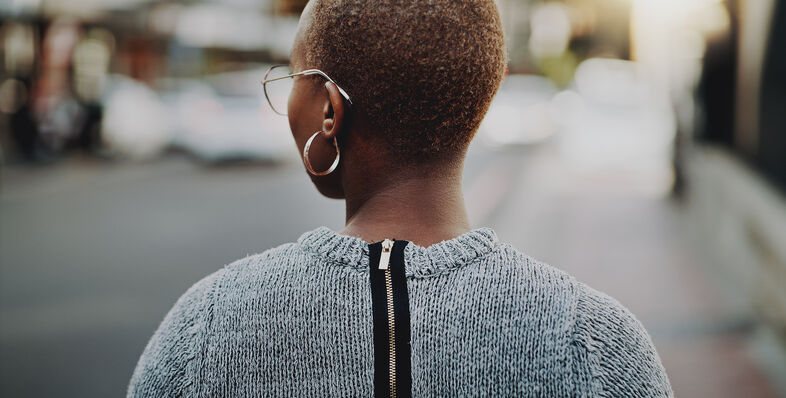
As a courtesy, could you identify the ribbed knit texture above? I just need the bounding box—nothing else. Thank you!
[128,227,673,397]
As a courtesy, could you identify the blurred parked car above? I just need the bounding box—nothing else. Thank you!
[479,74,559,146]
[163,67,293,164]
[553,58,677,195]
[100,66,293,163]
[101,76,172,159]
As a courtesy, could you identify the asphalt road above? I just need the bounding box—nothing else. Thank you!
[0,142,780,397]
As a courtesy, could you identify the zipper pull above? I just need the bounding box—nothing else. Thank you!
[378,238,394,270]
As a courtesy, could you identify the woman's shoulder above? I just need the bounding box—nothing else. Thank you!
[221,241,301,272]
[493,243,672,395]
[491,242,582,292]
[497,243,657,329]
[172,242,302,302]
[569,280,673,396]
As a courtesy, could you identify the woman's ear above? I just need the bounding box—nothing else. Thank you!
[322,81,345,140]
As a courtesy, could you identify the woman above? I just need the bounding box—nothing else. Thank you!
[128,0,673,396]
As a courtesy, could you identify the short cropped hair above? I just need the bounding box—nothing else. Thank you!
[303,0,507,160]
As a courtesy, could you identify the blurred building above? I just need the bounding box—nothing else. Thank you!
[0,0,306,162]
[689,1,786,384]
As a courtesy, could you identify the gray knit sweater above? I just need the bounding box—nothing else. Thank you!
[128,227,672,397]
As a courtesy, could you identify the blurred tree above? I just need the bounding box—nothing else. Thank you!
[537,52,578,88]
[759,0,786,191]
[697,0,738,146]
[275,0,308,16]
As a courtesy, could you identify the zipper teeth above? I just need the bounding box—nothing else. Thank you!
[384,266,397,398]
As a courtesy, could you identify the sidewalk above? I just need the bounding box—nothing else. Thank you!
[484,146,781,397]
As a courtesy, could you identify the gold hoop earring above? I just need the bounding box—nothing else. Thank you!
[303,131,340,176]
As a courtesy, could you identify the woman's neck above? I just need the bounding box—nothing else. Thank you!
[340,171,471,247]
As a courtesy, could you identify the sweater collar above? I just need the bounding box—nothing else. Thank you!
[297,226,500,278]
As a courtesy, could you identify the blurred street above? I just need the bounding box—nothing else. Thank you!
[2,0,786,396]
[0,140,781,397]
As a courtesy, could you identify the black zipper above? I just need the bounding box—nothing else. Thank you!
[369,239,412,398]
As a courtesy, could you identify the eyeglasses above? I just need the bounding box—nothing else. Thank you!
[261,64,353,116]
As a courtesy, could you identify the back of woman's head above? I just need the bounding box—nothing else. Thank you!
[302,0,507,161]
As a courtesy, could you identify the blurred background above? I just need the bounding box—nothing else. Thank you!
[1,0,785,396]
